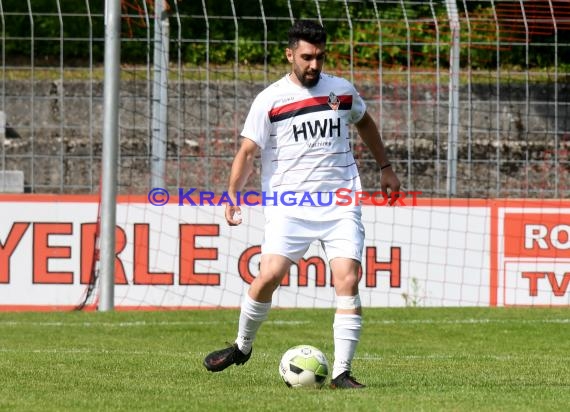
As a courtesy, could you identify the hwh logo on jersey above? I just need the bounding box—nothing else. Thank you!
[292,117,341,142]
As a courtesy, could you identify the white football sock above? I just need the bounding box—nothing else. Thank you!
[235,294,271,354]
[332,313,362,379]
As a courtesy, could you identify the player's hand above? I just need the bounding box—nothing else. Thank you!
[226,204,243,226]
[380,167,401,206]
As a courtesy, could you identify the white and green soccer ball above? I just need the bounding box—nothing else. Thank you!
[279,345,329,389]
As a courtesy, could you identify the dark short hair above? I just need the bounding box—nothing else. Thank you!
[288,20,327,48]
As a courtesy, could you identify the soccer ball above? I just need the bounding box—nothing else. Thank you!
[279,345,329,389]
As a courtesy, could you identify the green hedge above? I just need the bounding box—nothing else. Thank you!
[1,0,565,69]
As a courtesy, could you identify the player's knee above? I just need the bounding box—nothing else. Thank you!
[256,270,286,290]
[334,272,359,292]
[259,255,291,287]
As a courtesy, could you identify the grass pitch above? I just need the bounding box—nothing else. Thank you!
[0,307,568,412]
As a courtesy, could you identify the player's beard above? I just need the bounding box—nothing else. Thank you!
[293,67,320,88]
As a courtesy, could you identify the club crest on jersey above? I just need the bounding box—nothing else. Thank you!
[328,92,340,111]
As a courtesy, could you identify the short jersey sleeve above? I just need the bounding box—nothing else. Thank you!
[240,93,272,149]
[348,83,367,124]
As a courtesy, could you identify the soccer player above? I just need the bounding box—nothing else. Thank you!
[203,19,400,389]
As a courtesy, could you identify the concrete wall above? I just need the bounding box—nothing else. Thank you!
[1,79,568,195]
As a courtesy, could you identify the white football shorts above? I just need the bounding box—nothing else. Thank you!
[261,213,365,262]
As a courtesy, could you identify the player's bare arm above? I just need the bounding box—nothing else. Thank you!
[355,111,401,202]
[226,137,258,225]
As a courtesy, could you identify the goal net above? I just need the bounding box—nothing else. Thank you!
[105,0,569,309]
[0,0,568,310]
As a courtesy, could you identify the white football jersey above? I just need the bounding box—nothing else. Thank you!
[241,73,367,221]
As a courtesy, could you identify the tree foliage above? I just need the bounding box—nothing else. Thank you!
[0,0,566,69]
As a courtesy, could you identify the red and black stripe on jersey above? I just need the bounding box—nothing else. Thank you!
[268,95,353,123]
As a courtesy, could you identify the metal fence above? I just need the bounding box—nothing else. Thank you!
[0,0,569,197]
